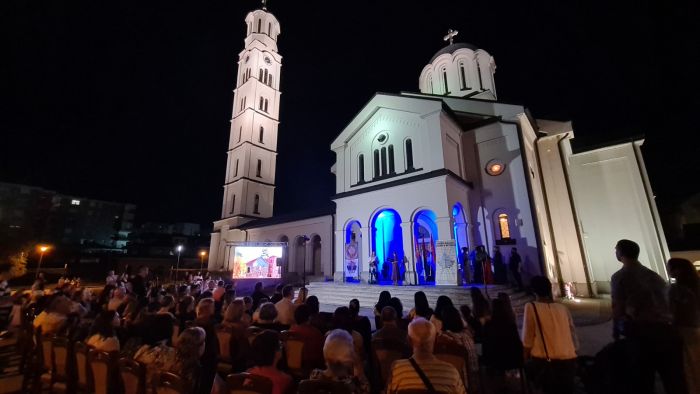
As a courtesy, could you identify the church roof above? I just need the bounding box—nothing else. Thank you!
[430,42,479,63]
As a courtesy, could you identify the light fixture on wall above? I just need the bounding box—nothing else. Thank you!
[485,159,506,176]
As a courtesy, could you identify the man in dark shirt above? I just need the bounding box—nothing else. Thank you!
[372,306,409,352]
[610,239,686,394]
[129,266,149,305]
[251,281,267,311]
[508,248,523,290]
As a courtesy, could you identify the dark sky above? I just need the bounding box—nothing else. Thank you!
[3,0,698,226]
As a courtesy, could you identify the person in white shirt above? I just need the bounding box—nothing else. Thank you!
[522,276,578,394]
[86,310,120,352]
[274,285,296,325]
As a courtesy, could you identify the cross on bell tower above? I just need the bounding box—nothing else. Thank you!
[443,29,459,45]
[261,0,267,10]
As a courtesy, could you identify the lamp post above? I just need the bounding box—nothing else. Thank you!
[175,245,184,282]
[36,245,50,279]
[199,250,207,275]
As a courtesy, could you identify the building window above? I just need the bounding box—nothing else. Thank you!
[254,194,260,214]
[259,68,263,81]
[485,159,505,176]
[498,213,511,239]
[259,96,264,110]
[477,62,484,90]
[380,147,387,176]
[459,64,468,89]
[268,75,273,87]
[388,145,395,174]
[256,159,262,177]
[358,154,365,183]
[264,69,268,84]
[71,199,81,206]
[373,149,380,179]
[268,22,271,35]
[257,19,261,33]
[238,126,242,142]
[230,194,235,214]
[264,99,269,112]
[259,126,264,143]
[442,68,449,94]
[428,76,433,93]
[234,159,239,177]
[405,139,414,170]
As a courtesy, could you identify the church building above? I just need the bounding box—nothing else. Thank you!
[209,4,669,296]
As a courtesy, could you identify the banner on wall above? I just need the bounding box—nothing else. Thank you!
[435,239,459,285]
[344,242,359,279]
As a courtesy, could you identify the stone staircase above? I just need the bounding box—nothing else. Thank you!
[305,281,533,315]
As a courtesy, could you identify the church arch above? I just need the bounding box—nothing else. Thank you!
[412,209,439,284]
[370,208,404,282]
[405,138,414,170]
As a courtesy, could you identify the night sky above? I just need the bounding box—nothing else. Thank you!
[3,0,698,227]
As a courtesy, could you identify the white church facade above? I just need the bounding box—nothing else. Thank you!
[209,5,669,296]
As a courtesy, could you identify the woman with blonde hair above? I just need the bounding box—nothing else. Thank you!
[294,287,308,305]
[170,327,206,389]
[309,329,370,394]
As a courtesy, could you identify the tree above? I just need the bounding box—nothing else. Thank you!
[0,245,30,281]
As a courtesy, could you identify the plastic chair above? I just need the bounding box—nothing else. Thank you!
[216,325,233,373]
[226,372,273,394]
[74,342,93,393]
[119,358,146,394]
[154,371,188,394]
[279,330,305,378]
[88,350,116,394]
[50,336,71,392]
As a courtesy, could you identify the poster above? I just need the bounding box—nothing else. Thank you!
[344,242,359,279]
[435,239,459,285]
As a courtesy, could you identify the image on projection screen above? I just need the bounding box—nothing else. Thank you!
[231,246,283,279]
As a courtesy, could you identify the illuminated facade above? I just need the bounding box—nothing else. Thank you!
[210,8,669,295]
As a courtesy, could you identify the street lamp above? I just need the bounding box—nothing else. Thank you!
[36,244,51,279]
[199,250,207,274]
[175,245,184,282]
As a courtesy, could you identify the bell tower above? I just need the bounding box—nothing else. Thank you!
[219,1,282,227]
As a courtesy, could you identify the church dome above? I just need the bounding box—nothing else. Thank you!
[419,41,497,100]
[429,43,479,63]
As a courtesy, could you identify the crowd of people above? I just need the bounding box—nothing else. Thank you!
[0,238,697,394]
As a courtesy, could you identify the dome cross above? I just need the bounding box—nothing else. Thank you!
[261,0,268,10]
[443,29,459,45]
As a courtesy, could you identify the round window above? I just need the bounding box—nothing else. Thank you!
[376,133,388,144]
[485,160,506,176]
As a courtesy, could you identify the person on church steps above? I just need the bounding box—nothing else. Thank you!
[391,252,401,286]
[522,276,578,394]
[492,246,507,284]
[461,247,472,284]
[508,248,523,290]
[386,318,466,394]
[368,251,378,284]
[667,258,700,393]
[610,239,687,394]
[472,246,486,284]
[373,291,392,330]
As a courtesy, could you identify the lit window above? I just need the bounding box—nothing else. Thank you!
[71,199,81,206]
[498,213,510,239]
[485,159,505,176]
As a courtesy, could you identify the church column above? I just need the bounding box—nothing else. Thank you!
[400,221,417,285]
[305,239,313,275]
[334,230,345,283]
[360,226,371,283]
[436,216,453,241]
[208,232,221,271]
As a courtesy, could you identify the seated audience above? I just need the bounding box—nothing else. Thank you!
[170,327,206,391]
[195,298,220,394]
[349,299,372,354]
[482,298,523,385]
[251,282,267,311]
[386,318,466,394]
[294,287,308,305]
[470,287,491,324]
[372,306,409,351]
[176,295,196,330]
[33,295,71,335]
[331,306,365,360]
[134,314,177,392]
[310,329,370,394]
[270,283,285,304]
[409,291,434,320]
[431,295,456,332]
[305,296,328,333]
[247,330,293,394]
[253,302,289,331]
[221,299,252,371]
[87,310,120,352]
[374,291,392,330]
[289,304,325,367]
[274,285,296,325]
[439,305,478,390]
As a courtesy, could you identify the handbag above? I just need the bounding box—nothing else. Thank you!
[524,302,565,390]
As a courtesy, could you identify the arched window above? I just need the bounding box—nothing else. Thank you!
[238,126,242,142]
[428,75,433,93]
[388,145,395,174]
[405,139,414,170]
[234,159,239,177]
[259,96,264,110]
[498,213,511,239]
[380,147,387,176]
[259,68,263,81]
[373,149,380,179]
[256,159,262,177]
[240,98,245,111]
[264,99,269,112]
[257,19,261,33]
[268,22,271,35]
[264,69,268,84]
[268,75,273,87]
[259,126,264,143]
[358,154,365,183]
[459,63,468,90]
[253,194,260,214]
[230,194,235,214]
[442,68,449,94]
[477,61,484,90]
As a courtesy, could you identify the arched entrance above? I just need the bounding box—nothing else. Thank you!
[371,209,404,283]
[310,234,322,275]
[413,209,438,284]
[345,220,362,281]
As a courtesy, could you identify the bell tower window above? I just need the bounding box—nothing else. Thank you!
[234,159,239,177]
[256,159,262,177]
[373,150,380,179]
[380,147,387,176]
[230,194,236,214]
[477,62,484,90]
[259,126,264,143]
[254,194,260,214]
[459,63,468,90]
[388,145,395,174]
[259,97,264,110]
[442,68,449,94]
[264,99,269,112]
[358,154,365,183]
[257,19,261,33]
[498,213,511,239]
[405,139,414,170]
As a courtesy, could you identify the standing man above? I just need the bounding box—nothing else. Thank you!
[508,248,523,290]
[473,246,486,284]
[460,247,472,285]
[610,239,686,394]
[368,251,378,284]
[492,246,507,284]
[391,252,401,286]
[130,266,149,305]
